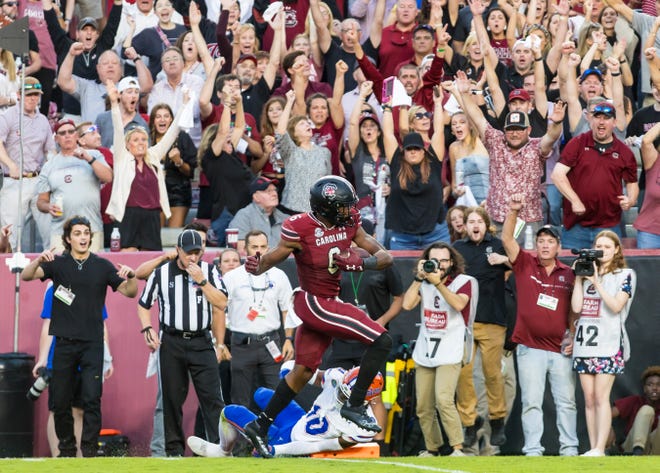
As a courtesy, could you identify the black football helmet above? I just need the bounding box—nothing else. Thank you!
[309,176,358,227]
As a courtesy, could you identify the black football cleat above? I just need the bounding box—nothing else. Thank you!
[244,420,273,459]
[340,402,382,433]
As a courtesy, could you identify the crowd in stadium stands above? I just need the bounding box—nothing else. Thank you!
[1,0,659,458]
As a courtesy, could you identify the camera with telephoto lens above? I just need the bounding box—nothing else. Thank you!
[571,248,604,276]
[27,367,52,401]
[423,258,439,273]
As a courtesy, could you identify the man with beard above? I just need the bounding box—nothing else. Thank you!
[456,70,565,235]
[36,119,112,253]
[42,0,123,120]
[95,77,148,148]
[453,207,510,448]
[551,101,638,249]
[235,10,284,123]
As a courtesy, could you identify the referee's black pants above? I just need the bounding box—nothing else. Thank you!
[159,332,223,456]
[51,337,104,457]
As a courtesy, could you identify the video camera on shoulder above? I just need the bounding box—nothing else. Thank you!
[571,248,603,277]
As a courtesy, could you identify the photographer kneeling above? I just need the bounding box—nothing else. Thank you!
[402,242,478,457]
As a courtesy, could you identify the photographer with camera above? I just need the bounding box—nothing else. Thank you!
[402,242,478,457]
[570,230,636,457]
[502,194,578,457]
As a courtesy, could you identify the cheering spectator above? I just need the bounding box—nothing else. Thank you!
[346,81,390,234]
[57,45,152,123]
[259,97,287,182]
[633,122,660,248]
[36,119,112,253]
[200,90,253,244]
[95,77,148,149]
[122,0,187,78]
[455,70,565,234]
[382,89,449,249]
[148,46,204,146]
[551,101,638,249]
[448,110,490,206]
[275,90,331,214]
[148,103,198,228]
[106,80,190,250]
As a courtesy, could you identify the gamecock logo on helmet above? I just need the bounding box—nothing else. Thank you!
[322,183,338,199]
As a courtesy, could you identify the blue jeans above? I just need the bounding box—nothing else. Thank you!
[516,344,578,456]
[388,223,451,250]
[546,184,563,227]
[561,224,622,251]
[210,208,234,246]
[636,230,660,249]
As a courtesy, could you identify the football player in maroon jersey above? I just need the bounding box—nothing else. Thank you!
[242,175,393,457]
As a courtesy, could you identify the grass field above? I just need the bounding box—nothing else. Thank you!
[1,456,658,473]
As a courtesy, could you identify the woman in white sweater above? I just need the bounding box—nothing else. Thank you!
[105,79,189,250]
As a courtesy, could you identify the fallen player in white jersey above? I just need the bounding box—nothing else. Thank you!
[187,366,383,457]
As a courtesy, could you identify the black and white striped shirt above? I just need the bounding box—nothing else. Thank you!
[139,260,222,332]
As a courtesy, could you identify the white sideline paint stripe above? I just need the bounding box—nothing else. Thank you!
[323,458,473,473]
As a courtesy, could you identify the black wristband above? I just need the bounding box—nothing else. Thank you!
[88,156,96,165]
[362,255,378,270]
[285,336,294,343]
[414,276,424,282]
[141,326,152,333]
[198,279,208,287]
[133,56,142,62]
[535,57,543,62]
[611,72,621,77]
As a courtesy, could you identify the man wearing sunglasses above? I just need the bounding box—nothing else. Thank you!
[35,118,112,253]
[0,77,55,251]
[551,101,638,249]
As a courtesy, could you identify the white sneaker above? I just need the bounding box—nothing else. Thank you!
[450,449,466,457]
[187,436,227,457]
[581,449,605,457]
[417,450,437,457]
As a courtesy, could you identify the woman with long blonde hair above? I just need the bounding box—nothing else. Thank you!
[448,111,489,205]
[0,49,18,109]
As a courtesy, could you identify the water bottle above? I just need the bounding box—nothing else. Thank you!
[524,225,534,250]
[110,227,121,252]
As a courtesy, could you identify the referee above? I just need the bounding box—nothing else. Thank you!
[137,229,230,456]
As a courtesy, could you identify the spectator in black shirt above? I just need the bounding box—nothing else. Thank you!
[22,216,137,457]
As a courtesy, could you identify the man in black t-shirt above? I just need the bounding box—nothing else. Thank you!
[310,0,360,92]
[21,216,137,457]
[453,207,509,448]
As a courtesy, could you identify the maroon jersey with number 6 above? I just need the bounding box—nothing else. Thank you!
[280,211,361,298]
